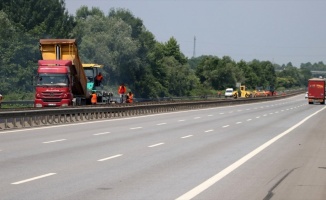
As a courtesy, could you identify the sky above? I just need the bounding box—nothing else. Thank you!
[64,0,326,67]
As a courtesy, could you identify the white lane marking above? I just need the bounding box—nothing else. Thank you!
[148,143,164,148]
[247,119,252,121]
[237,110,242,112]
[207,115,213,117]
[246,109,250,110]
[11,173,56,185]
[256,116,260,119]
[236,122,242,124]
[194,117,201,119]
[205,130,214,133]
[263,114,267,117]
[181,135,193,139]
[156,123,167,125]
[130,127,142,130]
[269,113,273,115]
[219,113,224,115]
[175,106,326,200]
[43,139,66,144]
[98,154,123,162]
[93,132,110,136]
[178,120,185,122]
[222,125,229,128]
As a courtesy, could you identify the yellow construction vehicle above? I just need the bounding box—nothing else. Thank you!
[239,85,253,98]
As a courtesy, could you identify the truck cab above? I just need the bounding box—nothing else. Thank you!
[34,60,73,107]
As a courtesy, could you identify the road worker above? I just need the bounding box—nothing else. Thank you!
[91,91,97,105]
[126,91,134,103]
[118,83,127,103]
[95,72,103,86]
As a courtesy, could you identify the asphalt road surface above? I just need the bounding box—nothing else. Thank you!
[1,94,325,200]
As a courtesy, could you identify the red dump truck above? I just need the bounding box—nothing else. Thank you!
[34,39,89,107]
[307,78,326,104]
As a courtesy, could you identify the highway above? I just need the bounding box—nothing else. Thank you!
[0,94,325,200]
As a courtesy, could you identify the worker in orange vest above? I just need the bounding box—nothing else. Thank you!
[118,83,127,103]
[126,91,134,103]
[95,72,103,86]
[91,91,97,105]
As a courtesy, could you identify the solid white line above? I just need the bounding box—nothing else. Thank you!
[156,123,167,125]
[205,130,214,133]
[130,127,142,130]
[11,173,56,185]
[175,106,326,200]
[98,154,123,162]
[148,143,164,148]
[181,135,193,139]
[43,139,66,144]
[222,125,229,128]
[93,132,110,136]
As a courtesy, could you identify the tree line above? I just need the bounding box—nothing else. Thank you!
[0,0,322,100]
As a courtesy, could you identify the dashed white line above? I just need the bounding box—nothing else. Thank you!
[219,113,224,115]
[148,143,164,148]
[93,132,110,136]
[236,122,242,124]
[178,120,185,122]
[256,116,260,119]
[247,119,252,121]
[194,117,201,119]
[175,106,326,200]
[130,127,142,130]
[207,115,213,117]
[98,154,123,162]
[205,130,214,133]
[11,173,56,185]
[43,139,66,144]
[181,135,193,139]
[222,125,229,128]
[156,123,167,126]
[263,114,267,117]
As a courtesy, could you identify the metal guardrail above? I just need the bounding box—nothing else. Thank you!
[0,91,303,131]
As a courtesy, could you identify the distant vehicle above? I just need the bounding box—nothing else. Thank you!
[225,88,235,98]
[307,78,325,104]
[305,92,308,98]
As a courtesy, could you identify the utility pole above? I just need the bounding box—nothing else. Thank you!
[193,36,196,58]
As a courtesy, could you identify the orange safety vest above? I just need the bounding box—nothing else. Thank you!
[126,94,133,103]
[118,86,126,94]
[96,75,103,81]
[91,93,97,104]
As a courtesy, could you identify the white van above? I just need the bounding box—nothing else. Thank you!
[225,88,234,98]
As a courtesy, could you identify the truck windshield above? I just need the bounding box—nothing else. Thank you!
[37,74,68,86]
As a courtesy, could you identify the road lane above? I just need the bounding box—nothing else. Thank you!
[1,95,325,199]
